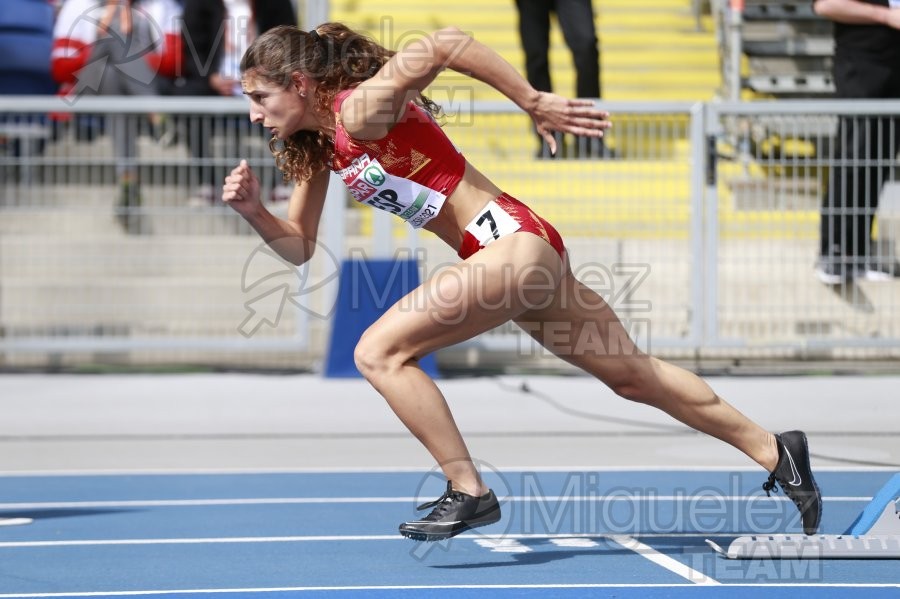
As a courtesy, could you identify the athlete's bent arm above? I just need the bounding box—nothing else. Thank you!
[223,161,329,265]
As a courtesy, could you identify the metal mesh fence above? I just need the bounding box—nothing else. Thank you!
[2,96,899,370]
[0,97,319,369]
[708,101,900,360]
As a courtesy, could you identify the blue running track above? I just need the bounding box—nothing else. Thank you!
[0,469,897,597]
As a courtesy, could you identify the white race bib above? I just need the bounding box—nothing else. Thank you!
[464,200,522,247]
[337,154,447,229]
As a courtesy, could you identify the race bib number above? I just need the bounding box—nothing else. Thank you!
[337,154,446,229]
[464,200,522,247]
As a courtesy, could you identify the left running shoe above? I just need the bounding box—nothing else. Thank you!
[399,481,501,541]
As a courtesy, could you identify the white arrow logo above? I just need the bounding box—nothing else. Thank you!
[63,2,163,105]
[238,241,341,338]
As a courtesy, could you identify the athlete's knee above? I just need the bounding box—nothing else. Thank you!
[353,329,402,381]
[353,332,383,380]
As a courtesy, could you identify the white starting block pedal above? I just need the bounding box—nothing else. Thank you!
[707,473,900,559]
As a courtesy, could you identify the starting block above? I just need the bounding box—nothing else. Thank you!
[707,473,900,559]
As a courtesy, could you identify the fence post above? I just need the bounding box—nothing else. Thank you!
[689,102,707,349]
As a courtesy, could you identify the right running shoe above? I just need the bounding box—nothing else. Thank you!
[762,430,822,535]
[399,481,501,542]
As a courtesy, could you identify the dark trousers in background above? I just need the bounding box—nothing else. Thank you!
[515,0,600,99]
[820,54,900,264]
[515,0,606,158]
[821,114,900,262]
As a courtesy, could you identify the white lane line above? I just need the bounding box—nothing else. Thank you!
[0,535,400,548]
[0,583,898,598]
[473,538,533,553]
[0,518,32,527]
[0,495,870,510]
[609,535,720,586]
[549,537,601,548]
[0,498,414,509]
[0,532,816,549]
[0,464,892,476]
[0,584,722,598]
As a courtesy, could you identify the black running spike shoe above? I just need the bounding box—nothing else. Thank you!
[763,430,822,535]
[399,481,501,542]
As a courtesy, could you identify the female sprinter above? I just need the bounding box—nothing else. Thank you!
[222,23,821,541]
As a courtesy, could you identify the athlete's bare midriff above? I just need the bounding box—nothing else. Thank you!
[422,161,503,252]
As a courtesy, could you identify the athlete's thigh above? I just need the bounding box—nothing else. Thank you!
[514,269,647,379]
[362,233,566,360]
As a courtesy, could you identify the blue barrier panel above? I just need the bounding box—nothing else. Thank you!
[0,0,55,96]
[324,258,438,378]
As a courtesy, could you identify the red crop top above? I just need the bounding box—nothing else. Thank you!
[331,89,465,228]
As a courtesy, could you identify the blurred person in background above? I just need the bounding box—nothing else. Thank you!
[170,0,296,205]
[51,0,181,232]
[813,0,900,284]
[515,0,610,158]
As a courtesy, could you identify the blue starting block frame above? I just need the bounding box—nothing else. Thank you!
[324,257,439,379]
[708,473,900,559]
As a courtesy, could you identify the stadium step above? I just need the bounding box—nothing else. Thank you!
[329,0,720,103]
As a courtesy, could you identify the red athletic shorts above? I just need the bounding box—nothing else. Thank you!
[457,193,566,260]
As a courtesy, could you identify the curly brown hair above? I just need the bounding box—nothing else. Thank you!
[240,23,442,183]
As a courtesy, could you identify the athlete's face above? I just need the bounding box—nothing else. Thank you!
[242,70,310,140]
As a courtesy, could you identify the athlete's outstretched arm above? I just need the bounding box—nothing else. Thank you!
[343,27,611,153]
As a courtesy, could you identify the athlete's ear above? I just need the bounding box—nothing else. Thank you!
[290,72,307,97]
